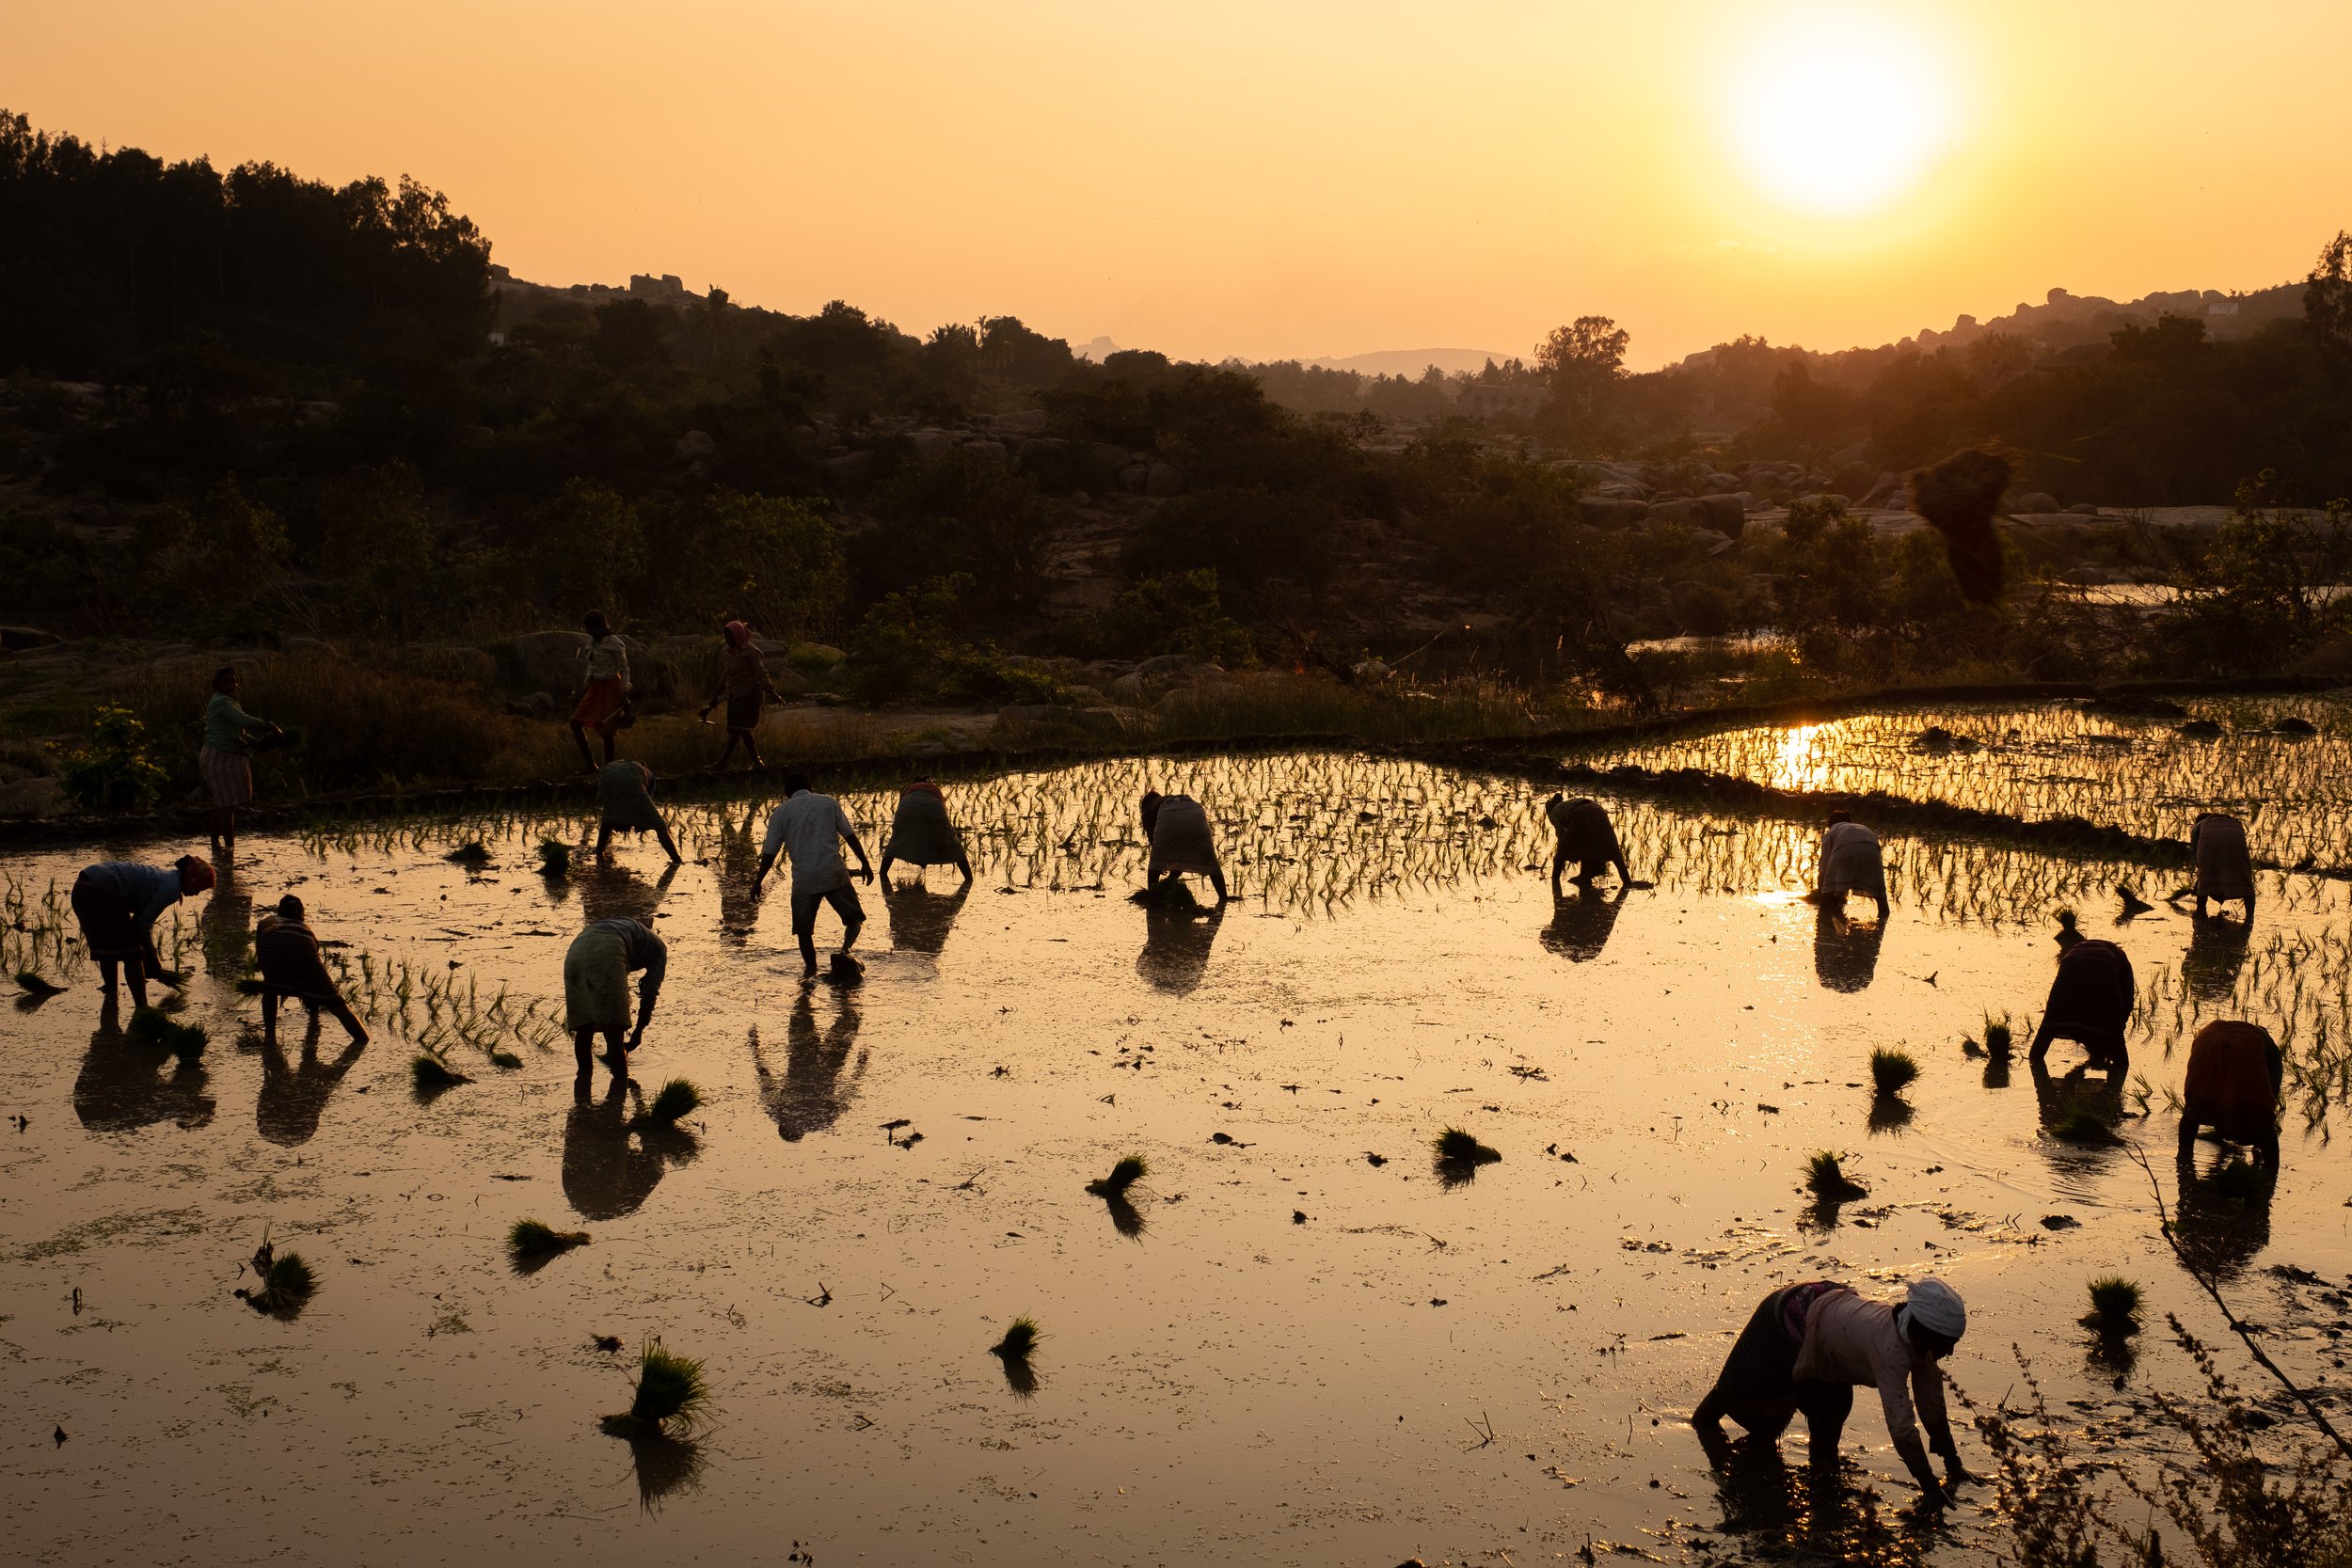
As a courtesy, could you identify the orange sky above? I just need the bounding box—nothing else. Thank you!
[11,1,2350,368]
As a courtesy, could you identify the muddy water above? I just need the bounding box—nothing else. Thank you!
[4,752,2349,1567]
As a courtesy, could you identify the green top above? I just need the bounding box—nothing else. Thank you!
[203,691,266,754]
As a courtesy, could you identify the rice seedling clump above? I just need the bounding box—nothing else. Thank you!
[991,1318,1042,1361]
[411,1053,471,1090]
[245,1252,317,1316]
[536,838,572,878]
[1804,1150,1867,1200]
[127,1005,207,1058]
[1433,1128,1501,1164]
[2048,1106,2114,1145]
[615,1340,709,1435]
[508,1219,591,1260]
[15,968,64,996]
[1981,1012,2013,1056]
[445,841,493,868]
[1869,1048,1919,1095]
[638,1079,701,1125]
[1086,1155,1149,1196]
[2082,1276,2141,1335]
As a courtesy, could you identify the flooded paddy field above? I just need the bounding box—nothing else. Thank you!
[4,750,2350,1566]
[1586,694,2352,867]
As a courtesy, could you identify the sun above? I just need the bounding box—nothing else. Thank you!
[1720,11,1963,218]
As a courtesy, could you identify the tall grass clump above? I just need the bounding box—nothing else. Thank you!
[1433,1128,1501,1164]
[1805,1150,1867,1200]
[2082,1276,2141,1336]
[635,1079,701,1126]
[1869,1047,1919,1096]
[127,1004,207,1057]
[603,1339,709,1438]
[509,1219,591,1262]
[1085,1155,1148,1196]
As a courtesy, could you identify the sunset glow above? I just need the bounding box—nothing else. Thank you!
[1720,12,1963,218]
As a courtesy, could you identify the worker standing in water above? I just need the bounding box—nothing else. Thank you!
[755,771,876,979]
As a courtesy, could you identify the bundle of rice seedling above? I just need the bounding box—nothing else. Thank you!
[490,1049,523,1070]
[536,838,572,878]
[445,841,493,868]
[14,969,63,997]
[1870,1047,1920,1096]
[411,1053,471,1091]
[2081,1275,2141,1335]
[2048,1106,2115,1145]
[991,1318,1042,1361]
[1085,1155,1148,1196]
[1433,1127,1501,1165]
[232,976,266,996]
[608,1340,708,1436]
[635,1079,701,1126]
[127,1005,207,1057]
[1981,1011,2014,1056]
[1804,1150,1867,1200]
[508,1219,591,1260]
[245,1251,316,1316]
[1905,445,2011,605]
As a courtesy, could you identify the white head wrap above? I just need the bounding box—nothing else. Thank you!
[1897,1276,1967,1341]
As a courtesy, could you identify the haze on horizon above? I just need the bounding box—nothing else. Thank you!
[11,0,2349,370]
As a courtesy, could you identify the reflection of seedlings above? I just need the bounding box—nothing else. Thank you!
[622,1428,706,1513]
[635,1079,702,1126]
[411,1053,471,1093]
[536,838,572,878]
[508,1219,591,1265]
[2048,1107,2116,1145]
[991,1318,1042,1395]
[1805,1151,1867,1200]
[602,1340,710,1438]
[1869,1048,1919,1096]
[127,1005,207,1058]
[445,841,493,868]
[2081,1276,2141,1338]
[1085,1155,1148,1196]
[2204,1154,2272,1202]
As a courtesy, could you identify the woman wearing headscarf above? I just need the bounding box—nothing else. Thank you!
[880,779,973,884]
[700,620,783,771]
[2189,811,2255,921]
[1692,1277,1971,1507]
[1813,810,1889,921]
[254,895,370,1049]
[2179,1019,2283,1167]
[1546,795,1632,890]
[71,855,215,1008]
[568,610,632,772]
[1140,789,1227,902]
[594,758,684,864]
[199,665,279,853]
[2028,936,2136,1068]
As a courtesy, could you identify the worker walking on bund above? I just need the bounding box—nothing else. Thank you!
[1693,1276,1972,1507]
[755,771,876,979]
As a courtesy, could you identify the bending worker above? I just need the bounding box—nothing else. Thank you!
[1814,810,1890,921]
[1546,794,1633,890]
[1693,1276,1971,1507]
[254,895,369,1048]
[564,916,667,1084]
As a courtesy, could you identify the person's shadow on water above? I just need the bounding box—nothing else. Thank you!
[562,1075,698,1220]
[1540,886,1627,963]
[885,879,971,960]
[2172,1148,2276,1282]
[256,1012,365,1148]
[2183,915,2253,1003]
[1813,910,1884,993]
[1136,886,1222,996]
[750,990,866,1142]
[73,1016,215,1132]
[714,808,764,947]
[577,862,678,928]
[199,871,254,983]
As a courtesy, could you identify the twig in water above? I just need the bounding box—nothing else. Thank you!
[1464,1410,1496,1449]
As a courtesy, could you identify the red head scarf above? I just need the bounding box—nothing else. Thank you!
[723,620,750,648]
[176,855,217,894]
